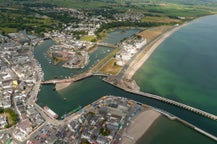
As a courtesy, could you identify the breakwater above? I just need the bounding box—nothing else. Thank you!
[104,77,217,121]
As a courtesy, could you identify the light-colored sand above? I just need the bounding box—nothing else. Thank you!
[121,109,161,144]
[55,82,72,91]
[124,24,188,79]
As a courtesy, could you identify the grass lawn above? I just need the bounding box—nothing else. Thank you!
[0,27,17,33]
[141,16,180,24]
[99,58,122,75]
[92,48,119,72]
[80,35,96,42]
[0,113,16,126]
[138,25,172,42]
[5,113,15,125]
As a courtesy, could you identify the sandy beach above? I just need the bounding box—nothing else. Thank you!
[124,24,188,79]
[55,82,72,91]
[121,109,161,144]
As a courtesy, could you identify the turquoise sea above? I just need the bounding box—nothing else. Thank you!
[137,116,216,144]
[134,15,217,116]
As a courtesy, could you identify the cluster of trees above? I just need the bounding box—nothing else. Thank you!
[100,127,111,136]
[97,21,164,34]
[0,107,4,113]
[72,31,87,39]
[0,8,58,34]
[0,107,18,128]
[37,12,81,24]
[24,3,55,8]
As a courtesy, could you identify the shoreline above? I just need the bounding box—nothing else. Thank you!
[123,22,190,79]
[123,15,217,79]
[55,82,72,91]
[121,108,161,144]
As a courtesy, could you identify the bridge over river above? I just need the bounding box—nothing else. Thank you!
[41,72,109,85]
[97,42,118,48]
[41,71,93,84]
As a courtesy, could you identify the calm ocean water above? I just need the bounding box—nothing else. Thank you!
[134,15,217,116]
[134,15,217,144]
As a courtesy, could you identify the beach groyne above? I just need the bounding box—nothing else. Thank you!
[155,109,217,141]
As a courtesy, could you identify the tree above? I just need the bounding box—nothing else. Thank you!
[0,107,4,113]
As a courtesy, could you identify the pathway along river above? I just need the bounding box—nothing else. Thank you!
[34,27,217,143]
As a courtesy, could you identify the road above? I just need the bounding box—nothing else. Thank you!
[41,71,92,84]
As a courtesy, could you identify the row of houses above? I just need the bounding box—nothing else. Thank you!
[116,36,147,66]
[0,34,45,143]
[113,10,144,22]
[65,96,143,144]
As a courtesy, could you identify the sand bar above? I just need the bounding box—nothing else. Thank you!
[55,82,72,91]
[121,109,161,144]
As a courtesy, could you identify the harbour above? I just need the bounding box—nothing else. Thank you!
[34,23,217,143]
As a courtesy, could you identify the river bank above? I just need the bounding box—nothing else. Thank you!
[55,82,72,91]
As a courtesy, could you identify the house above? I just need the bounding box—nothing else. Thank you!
[68,120,81,133]
[0,98,11,108]
[81,129,91,141]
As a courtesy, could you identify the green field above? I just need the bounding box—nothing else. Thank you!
[0,27,17,33]
[0,7,59,34]
[80,35,96,42]
[0,0,216,35]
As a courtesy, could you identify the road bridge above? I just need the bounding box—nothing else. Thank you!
[97,42,118,48]
[93,73,110,77]
[41,71,93,84]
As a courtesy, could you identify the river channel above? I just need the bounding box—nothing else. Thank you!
[34,27,217,143]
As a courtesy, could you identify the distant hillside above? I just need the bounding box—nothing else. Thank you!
[1,0,217,5]
[117,0,217,3]
[0,0,216,34]
[162,0,217,4]
[0,0,216,17]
